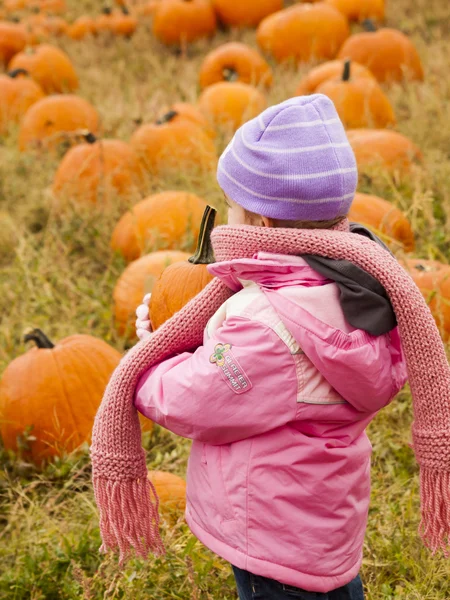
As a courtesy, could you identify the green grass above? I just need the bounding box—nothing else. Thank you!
[2,0,450,598]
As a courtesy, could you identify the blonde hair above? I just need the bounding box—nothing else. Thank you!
[244,210,346,230]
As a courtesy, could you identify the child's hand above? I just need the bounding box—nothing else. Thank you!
[135,293,153,341]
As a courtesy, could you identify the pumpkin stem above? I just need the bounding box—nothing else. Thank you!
[24,329,55,349]
[155,110,178,125]
[188,206,217,265]
[343,59,351,82]
[121,5,130,14]
[362,19,377,32]
[8,68,29,79]
[83,132,97,144]
[222,67,239,82]
[102,6,112,14]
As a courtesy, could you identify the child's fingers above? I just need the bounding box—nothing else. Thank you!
[135,318,151,330]
[143,293,152,306]
[136,303,149,320]
[137,328,152,341]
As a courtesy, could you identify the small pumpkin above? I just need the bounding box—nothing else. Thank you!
[23,13,69,41]
[152,0,216,46]
[346,129,423,173]
[0,329,121,465]
[147,470,186,513]
[404,260,450,340]
[199,42,273,90]
[9,44,78,94]
[111,191,208,261]
[0,21,28,66]
[113,250,190,336]
[257,3,350,64]
[155,102,215,138]
[96,6,138,37]
[349,192,414,252]
[67,15,97,39]
[295,59,375,95]
[198,81,267,133]
[316,59,395,128]
[212,0,283,27]
[337,21,424,83]
[52,135,145,206]
[0,69,45,134]
[19,94,100,152]
[150,205,216,329]
[4,0,66,11]
[130,112,217,176]
[324,0,384,22]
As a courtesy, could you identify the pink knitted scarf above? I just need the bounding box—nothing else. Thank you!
[91,222,450,561]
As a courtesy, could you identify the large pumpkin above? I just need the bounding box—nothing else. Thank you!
[198,81,267,133]
[18,95,100,152]
[52,136,145,206]
[349,192,414,252]
[130,113,217,177]
[149,205,216,329]
[0,69,45,135]
[113,250,190,336]
[295,59,375,95]
[316,60,395,128]
[346,129,423,173]
[152,0,216,45]
[9,44,79,94]
[404,260,450,340]
[147,470,186,513]
[111,191,208,261]
[324,0,384,22]
[337,22,424,83]
[212,0,283,27]
[199,42,273,90]
[0,22,28,66]
[0,329,121,465]
[257,3,350,63]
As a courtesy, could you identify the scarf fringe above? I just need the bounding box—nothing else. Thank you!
[419,468,450,557]
[93,476,165,563]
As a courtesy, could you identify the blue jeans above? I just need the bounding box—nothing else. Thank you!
[232,566,365,600]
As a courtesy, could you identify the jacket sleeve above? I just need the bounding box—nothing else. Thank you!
[134,316,298,444]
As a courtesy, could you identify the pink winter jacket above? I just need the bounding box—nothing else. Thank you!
[134,252,407,593]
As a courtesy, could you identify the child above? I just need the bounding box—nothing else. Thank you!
[132,95,408,599]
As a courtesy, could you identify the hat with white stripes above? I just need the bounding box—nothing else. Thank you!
[217,94,357,221]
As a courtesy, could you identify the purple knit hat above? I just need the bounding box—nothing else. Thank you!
[217,94,358,221]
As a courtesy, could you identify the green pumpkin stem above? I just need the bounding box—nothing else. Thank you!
[222,67,239,82]
[362,19,377,32]
[8,68,29,79]
[24,329,55,349]
[155,110,178,125]
[343,59,351,82]
[188,206,217,265]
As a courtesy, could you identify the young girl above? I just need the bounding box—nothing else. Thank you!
[132,95,408,599]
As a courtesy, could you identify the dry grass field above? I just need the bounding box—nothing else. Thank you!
[1,0,450,598]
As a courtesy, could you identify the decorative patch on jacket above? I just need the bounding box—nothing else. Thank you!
[209,343,252,395]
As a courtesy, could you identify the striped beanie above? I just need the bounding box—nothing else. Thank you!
[217,94,358,221]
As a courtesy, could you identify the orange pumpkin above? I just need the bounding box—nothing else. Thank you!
[295,59,375,95]
[130,113,217,177]
[199,42,273,90]
[404,260,450,340]
[9,44,78,94]
[0,69,45,134]
[0,22,28,66]
[147,470,186,512]
[316,59,395,128]
[325,0,384,22]
[198,81,267,133]
[4,0,66,12]
[113,250,190,336]
[111,191,208,261]
[155,102,215,138]
[346,129,423,173]
[52,136,145,206]
[19,94,100,152]
[23,13,69,41]
[257,3,350,63]
[67,15,97,39]
[337,21,424,83]
[150,205,216,329]
[349,192,414,252]
[96,7,138,37]
[0,329,121,465]
[152,0,216,45]
[212,0,283,27]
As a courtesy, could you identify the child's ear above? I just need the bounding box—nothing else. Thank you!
[260,216,275,228]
